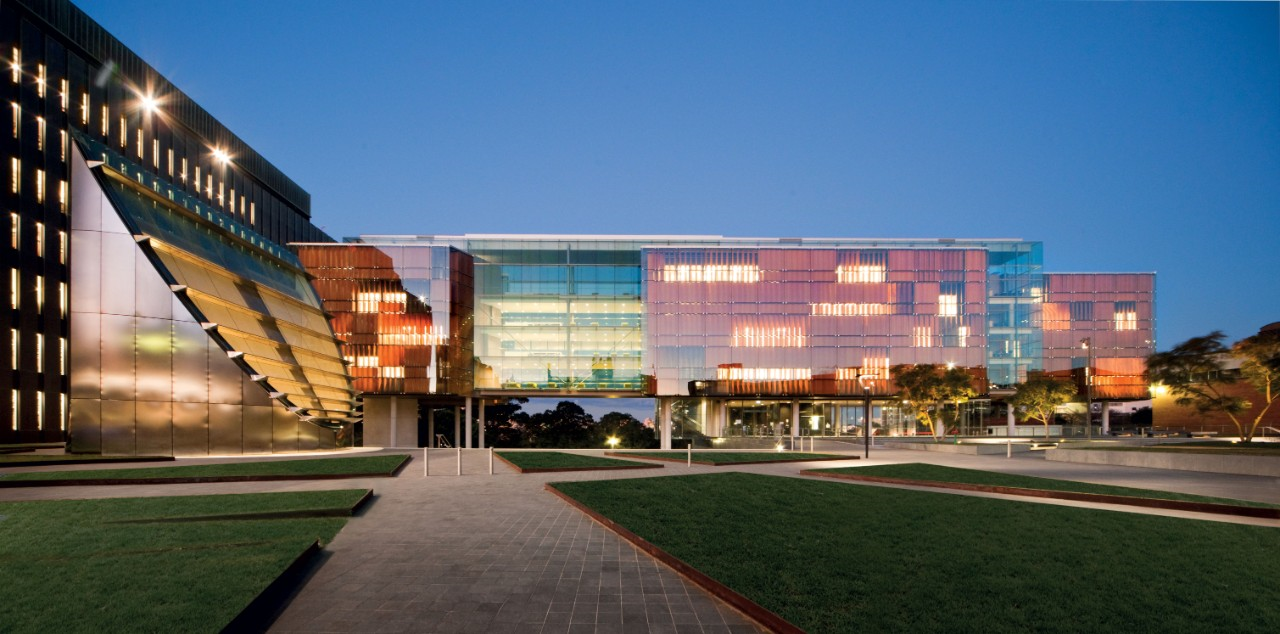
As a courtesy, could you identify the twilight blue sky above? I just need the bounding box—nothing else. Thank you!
[78,0,1278,350]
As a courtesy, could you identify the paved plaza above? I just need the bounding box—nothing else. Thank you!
[2,445,1278,633]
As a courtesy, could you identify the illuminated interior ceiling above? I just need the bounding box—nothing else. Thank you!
[77,134,359,427]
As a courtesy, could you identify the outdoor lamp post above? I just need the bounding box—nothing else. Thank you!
[1081,337,1094,440]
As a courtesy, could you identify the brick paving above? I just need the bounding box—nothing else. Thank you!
[3,444,1278,633]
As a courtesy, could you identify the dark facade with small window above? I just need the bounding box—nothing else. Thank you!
[1,0,343,446]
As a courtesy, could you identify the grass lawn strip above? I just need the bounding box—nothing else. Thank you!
[0,454,409,485]
[0,454,175,466]
[0,489,369,633]
[609,451,851,465]
[495,451,663,473]
[804,463,1280,517]
[551,473,1280,634]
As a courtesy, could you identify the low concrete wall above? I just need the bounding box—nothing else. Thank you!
[882,441,1034,455]
[1045,448,1280,476]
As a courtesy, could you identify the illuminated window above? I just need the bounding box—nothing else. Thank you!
[9,102,17,138]
[35,333,42,371]
[36,392,43,427]
[58,180,67,212]
[9,269,17,308]
[119,116,126,148]
[1114,301,1138,331]
[59,282,66,316]
[732,326,806,348]
[661,264,760,283]
[249,202,256,225]
[229,188,236,215]
[836,264,886,283]
[81,93,89,125]
[59,338,67,375]
[379,366,405,378]
[59,79,68,111]
[34,276,42,311]
[10,212,18,249]
[181,158,187,182]
[58,231,66,264]
[100,104,109,137]
[35,64,45,98]
[135,128,143,158]
[217,181,224,206]
[34,222,43,257]
[205,173,212,197]
[60,129,66,162]
[957,326,970,348]
[10,157,18,193]
[35,169,44,203]
[194,165,201,189]
[10,328,17,369]
[60,393,66,431]
[10,389,17,430]
[716,367,812,381]
[152,139,159,167]
[35,116,43,150]
[938,294,959,317]
[861,357,891,380]
[913,326,933,347]
[355,356,379,368]
[167,149,174,176]
[9,47,19,84]
[810,302,886,316]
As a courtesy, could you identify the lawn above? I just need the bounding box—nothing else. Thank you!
[807,463,1280,509]
[551,473,1280,634]
[0,454,409,483]
[0,454,172,466]
[614,451,849,465]
[495,451,659,471]
[0,489,369,632]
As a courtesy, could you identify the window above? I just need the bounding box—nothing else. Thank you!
[938,294,959,317]
[119,116,127,148]
[35,116,43,150]
[59,282,66,316]
[1114,301,1138,331]
[836,264,886,283]
[60,338,67,374]
[35,64,45,98]
[379,366,405,378]
[59,79,68,111]
[34,276,43,311]
[10,157,18,193]
[34,222,43,257]
[151,138,158,167]
[9,269,17,308]
[1069,301,1093,322]
[81,93,89,125]
[59,394,66,431]
[35,169,44,203]
[9,102,17,138]
[35,392,43,427]
[58,181,67,212]
[10,328,17,369]
[100,104,109,137]
[136,128,143,158]
[60,129,66,161]
[10,389,17,430]
[8,47,19,84]
[10,212,18,249]
[167,149,173,176]
[35,333,42,371]
[58,231,66,263]
[180,158,187,182]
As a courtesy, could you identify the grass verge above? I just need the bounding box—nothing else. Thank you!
[611,451,849,465]
[806,463,1280,509]
[0,454,174,466]
[0,454,409,484]
[0,489,368,633]
[495,451,661,472]
[551,473,1280,634]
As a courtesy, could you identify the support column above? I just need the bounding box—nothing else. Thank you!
[660,398,672,450]
[790,399,800,440]
[1101,402,1110,436]
[478,400,486,449]
[1007,403,1016,437]
[389,397,399,448]
[834,404,842,437]
[428,408,435,448]
[454,406,461,448]
[464,397,473,448]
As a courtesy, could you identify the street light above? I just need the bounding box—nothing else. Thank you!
[858,374,875,459]
[1081,337,1093,440]
[606,436,620,449]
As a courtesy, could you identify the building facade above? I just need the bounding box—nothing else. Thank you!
[300,235,1156,448]
[2,0,355,451]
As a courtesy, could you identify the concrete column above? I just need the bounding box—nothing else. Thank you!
[478,400,486,449]
[1007,403,1016,437]
[834,404,842,437]
[389,397,399,448]
[464,397,473,448]
[454,405,461,448]
[790,399,800,439]
[428,408,436,448]
[660,398,672,450]
[1101,402,1110,436]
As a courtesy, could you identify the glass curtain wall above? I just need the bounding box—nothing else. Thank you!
[985,242,1044,387]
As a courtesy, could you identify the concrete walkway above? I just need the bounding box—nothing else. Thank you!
[2,446,1278,633]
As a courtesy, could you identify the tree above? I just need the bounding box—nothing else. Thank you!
[483,398,529,448]
[1007,374,1078,439]
[892,364,944,439]
[937,367,978,435]
[521,401,594,448]
[1149,330,1280,442]
[594,412,658,449]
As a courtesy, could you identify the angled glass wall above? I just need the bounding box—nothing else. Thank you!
[985,241,1044,387]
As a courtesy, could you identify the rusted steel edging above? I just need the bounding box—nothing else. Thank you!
[494,452,663,474]
[0,456,411,488]
[799,471,1280,519]
[545,484,804,634]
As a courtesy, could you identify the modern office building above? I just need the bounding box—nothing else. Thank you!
[2,0,357,453]
[299,235,1155,448]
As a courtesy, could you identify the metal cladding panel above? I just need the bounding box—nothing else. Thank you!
[99,314,135,402]
[134,318,173,402]
[135,401,173,457]
[272,405,299,452]
[208,404,243,453]
[172,321,210,403]
[69,312,101,399]
[297,420,320,451]
[69,229,102,315]
[99,232,137,318]
[135,248,175,319]
[99,400,136,455]
[242,405,274,453]
[172,402,210,455]
[67,398,102,454]
[69,145,103,232]
[207,338,244,405]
